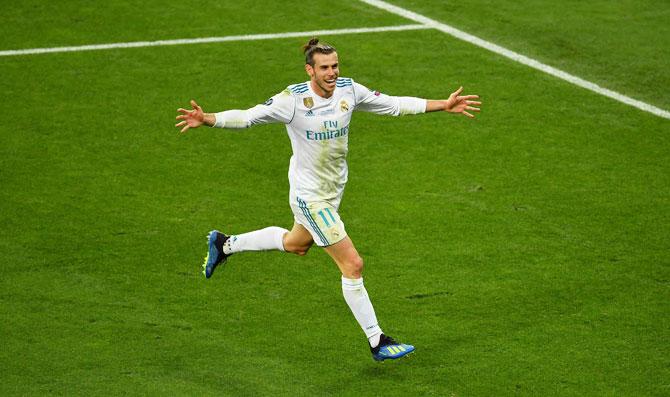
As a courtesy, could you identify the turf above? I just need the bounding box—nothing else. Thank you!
[1,1,668,396]
[391,0,670,109]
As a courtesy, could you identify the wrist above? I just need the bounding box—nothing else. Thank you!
[426,100,447,113]
[203,113,216,127]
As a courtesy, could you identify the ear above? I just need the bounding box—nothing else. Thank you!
[305,64,314,78]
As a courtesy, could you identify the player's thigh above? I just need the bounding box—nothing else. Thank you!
[324,237,364,278]
[283,222,314,255]
[290,196,347,247]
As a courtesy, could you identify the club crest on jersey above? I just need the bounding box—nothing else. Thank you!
[340,100,349,112]
[303,97,314,109]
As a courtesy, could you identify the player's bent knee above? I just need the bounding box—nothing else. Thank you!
[348,255,364,277]
[293,246,310,256]
[284,241,312,256]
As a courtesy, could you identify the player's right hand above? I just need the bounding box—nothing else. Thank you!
[175,99,205,133]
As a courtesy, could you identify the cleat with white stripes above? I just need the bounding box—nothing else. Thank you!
[202,230,230,279]
[370,334,415,361]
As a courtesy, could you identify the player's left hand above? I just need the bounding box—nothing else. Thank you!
[444,86,481,118]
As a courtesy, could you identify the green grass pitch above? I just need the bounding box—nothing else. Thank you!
[1,1,668,395]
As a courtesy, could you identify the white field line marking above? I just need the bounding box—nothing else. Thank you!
[359,0,670,120]
[0,24,430,57]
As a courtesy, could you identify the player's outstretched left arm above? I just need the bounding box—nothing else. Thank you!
[426,87,481,118]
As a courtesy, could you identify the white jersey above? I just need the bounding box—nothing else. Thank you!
[214,78,426,201]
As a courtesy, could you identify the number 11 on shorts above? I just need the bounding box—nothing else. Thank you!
[318,208,337,227]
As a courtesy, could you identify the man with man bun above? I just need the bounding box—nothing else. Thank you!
[175,37,481,361]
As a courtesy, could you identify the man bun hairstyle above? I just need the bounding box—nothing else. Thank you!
[303,37,336,66]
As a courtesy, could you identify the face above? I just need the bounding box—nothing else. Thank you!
[305,52,339,97]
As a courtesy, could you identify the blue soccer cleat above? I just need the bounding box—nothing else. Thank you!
[202,230,230,278]
[370,334,415,361]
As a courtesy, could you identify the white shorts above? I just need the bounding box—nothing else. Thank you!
[289,192,347,247]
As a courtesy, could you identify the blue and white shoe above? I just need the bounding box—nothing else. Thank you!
[370,334,415,361]
[202,230,230,278]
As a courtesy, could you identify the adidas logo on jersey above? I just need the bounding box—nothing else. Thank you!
[305,110,314,117]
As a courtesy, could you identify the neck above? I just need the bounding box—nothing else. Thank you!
[310,80,334,99]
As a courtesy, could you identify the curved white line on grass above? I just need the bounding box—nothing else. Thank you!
[359,0,670,120]
[0,24,430,57]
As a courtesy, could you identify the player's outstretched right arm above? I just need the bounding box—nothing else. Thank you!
[175,91,295,134]
[175,100,215,133]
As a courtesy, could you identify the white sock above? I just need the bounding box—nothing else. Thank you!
[223,226,288,254]
[368,333,381,348]
[341,276,383,347]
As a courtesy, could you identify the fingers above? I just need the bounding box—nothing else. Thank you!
[465,106,480,112]
[190,99,202,112]
[461,95,479,100]
[178,99,202,116]
[176,120,190,132]
[176,101,200,133]
[454,86,463,96]
[466,100,481,106]
[462,111,475,118]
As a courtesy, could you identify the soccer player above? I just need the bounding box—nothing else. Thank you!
[175,38,481,361]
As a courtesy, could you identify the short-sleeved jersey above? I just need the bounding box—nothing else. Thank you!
[217,78,426,201]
